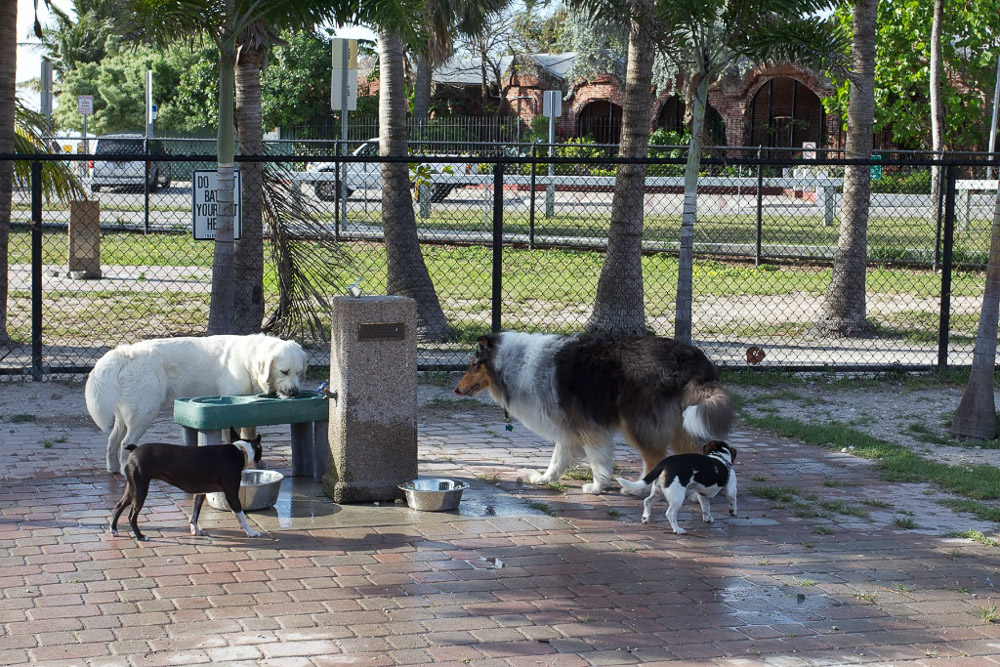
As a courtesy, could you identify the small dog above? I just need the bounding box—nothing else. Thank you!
[641,440,737,534]
[110,428,263,541]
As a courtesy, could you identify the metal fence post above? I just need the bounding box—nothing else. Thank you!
[143,139,150,234]
[529,143,537,250]
[491,160,504,333]
[755,146,764,267]
[334,139,341,240]
[31,161,43,380]
[937,162,957,369]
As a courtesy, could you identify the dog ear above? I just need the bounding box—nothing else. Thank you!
[703,440,725,455]
[474,335,493,359]
[253,351,273,394]
[229,426,240,442]
[297,346,307,381]
[727,445,737,462]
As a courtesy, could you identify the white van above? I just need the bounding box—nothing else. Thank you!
[88,133,170,192]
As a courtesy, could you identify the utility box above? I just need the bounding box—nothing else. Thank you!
[68,200,101,279]
[323,295,417,503]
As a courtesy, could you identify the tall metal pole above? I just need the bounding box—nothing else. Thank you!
[340,40,349,229]
[40,61,52,144]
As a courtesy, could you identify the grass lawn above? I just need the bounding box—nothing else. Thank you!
[5,225,988,347]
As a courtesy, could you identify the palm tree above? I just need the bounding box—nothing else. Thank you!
[0,0,17,344]
[585,0,655,335]
[952,183,1000,441]
[816,0,876,336]
[232,20,275,334]
[126,0,348,335]
[379,26,451,340]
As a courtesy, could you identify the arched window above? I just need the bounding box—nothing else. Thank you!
[747,77,824,155]
[577,101,622,144]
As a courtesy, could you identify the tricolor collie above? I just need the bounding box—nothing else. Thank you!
[454,332,734,495]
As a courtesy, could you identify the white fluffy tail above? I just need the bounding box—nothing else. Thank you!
[682,381,734,442]
[85,351,122,432]
[617,477,650,496]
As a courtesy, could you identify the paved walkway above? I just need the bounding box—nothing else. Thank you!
[2,379,1000,666]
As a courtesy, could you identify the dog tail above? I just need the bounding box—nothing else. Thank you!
[85,349,123,432]
[641,458,669,486]
[681,380,734,443]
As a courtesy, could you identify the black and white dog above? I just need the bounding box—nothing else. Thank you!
[641,440,737,534]
[110,428,263,541]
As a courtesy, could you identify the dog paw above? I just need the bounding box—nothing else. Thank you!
[190,526,205,537]
[703,515,715,524]
[672,526,687,535]
[581,482,605,495]
[528,471,551,485]
[136,535,149,542]
[246,530,262,538]
[641,515,650,524]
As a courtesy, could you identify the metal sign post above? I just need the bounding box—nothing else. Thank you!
[145,70,155,138]
[40,61,53,144]
[332,38,358,228]
[78,95,94,176]
[542,90,562,218]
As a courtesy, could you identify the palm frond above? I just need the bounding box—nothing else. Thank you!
[13,98,88,202]
[259,166,346,345]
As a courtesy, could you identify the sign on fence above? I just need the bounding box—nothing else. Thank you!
[870,154,882,180]
[192,170,242,240]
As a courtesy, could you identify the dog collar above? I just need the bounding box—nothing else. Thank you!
[233,440,253,469]
[708,451,733,470]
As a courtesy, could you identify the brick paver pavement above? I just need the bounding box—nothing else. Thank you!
[2,378,1000,666]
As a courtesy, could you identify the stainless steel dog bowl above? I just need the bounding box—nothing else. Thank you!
[207,469,285,512]
[399,478,469,512]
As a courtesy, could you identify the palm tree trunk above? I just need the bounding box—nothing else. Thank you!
[952,183,1000,440]
[208,40,237,335]
[0,0,15,343]
[413,49,432,127]
[817,0,876,337]
[675,75,710,344]
[234,41,265,334]
[586,12,652,335]
[379,28,450,341]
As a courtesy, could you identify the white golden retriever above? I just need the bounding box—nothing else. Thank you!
[86,334,308,474]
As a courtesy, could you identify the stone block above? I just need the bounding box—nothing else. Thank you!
[323,295,417,503]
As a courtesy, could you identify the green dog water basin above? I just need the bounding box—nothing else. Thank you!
[174,390,328,430]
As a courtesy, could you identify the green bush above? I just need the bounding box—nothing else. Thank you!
[871,168,931,194]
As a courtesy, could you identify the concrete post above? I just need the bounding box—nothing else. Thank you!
[323,295,417,503]
[68,200,101,279]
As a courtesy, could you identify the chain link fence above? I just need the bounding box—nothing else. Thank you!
[3,142,995,376]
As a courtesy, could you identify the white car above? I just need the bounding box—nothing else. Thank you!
[305,139,481,203]
[88,133,170,192]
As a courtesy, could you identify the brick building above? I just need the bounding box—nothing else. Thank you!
[432,53,840,152]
